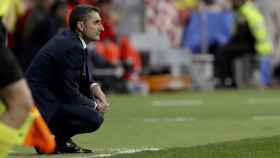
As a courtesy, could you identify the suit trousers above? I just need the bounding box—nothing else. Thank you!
[46,103,104,144]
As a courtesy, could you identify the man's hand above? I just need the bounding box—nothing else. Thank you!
[90,83,109,113]
[96,99,109,113]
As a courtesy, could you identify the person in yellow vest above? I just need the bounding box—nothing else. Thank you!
[0,46,34,158]
[0,1,55,157]
[0,1,32,157]
[0,0,27,32]
[215,0,272,88]
[0,0,27,47]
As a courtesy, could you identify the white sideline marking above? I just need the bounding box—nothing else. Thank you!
[144,117,195,123]
[78,148,161,158]
[247,98,280,105]
[10,148,160,158]
[152,99,203,107]
[252,116,280,120]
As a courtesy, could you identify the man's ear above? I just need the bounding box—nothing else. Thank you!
[77,21,84,32]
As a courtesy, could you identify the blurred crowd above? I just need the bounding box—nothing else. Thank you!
[144,0,279,89]
[2,0,280,93]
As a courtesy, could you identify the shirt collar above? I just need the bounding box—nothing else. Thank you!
[79,36,87,49]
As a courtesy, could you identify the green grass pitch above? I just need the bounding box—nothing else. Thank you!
[8,89,280,158]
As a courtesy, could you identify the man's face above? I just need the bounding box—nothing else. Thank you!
[81,11,104,41]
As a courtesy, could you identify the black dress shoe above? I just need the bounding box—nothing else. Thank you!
[35,147,44,155]
[35,139,93,154]
[55,139,93,154]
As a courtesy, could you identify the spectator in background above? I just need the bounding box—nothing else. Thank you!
[0,0,27,35]
[93,40,125,93]
[119,36,146,94]
[181,0,233,54]
[89,37,143,94]
[14,0,56,71]
[157,0,181,47]
[119,36,142,81]
[215,0,272,88]
[95,40,120,66]
[0,0,34,50]
[0,0,54,156]
[13,0,35,64]
[145,0,181,47]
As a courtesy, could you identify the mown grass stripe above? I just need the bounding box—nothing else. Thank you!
[110,136,280,158]
[252,115,280,120]
[247,98,280,105]
[143,117,195,123]
[152,99,203,107]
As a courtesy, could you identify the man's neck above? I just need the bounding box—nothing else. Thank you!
[79,35,87,49]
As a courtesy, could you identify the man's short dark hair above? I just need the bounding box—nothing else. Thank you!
[69,4,99,32]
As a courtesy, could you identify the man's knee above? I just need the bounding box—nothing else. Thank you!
[86,114,104,133]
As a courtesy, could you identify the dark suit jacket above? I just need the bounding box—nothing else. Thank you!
[26,30,96,121]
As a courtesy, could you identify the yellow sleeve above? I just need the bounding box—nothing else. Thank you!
[17,111,35,144]
[0,101,34,145]
[0,122,19,158]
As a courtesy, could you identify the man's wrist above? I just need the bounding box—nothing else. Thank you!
[90,82,100,90]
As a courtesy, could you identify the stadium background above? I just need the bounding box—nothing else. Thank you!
[2,0,280,157]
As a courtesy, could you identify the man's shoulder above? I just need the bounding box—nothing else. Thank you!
[41,30,83,55]
[53,31,80,47]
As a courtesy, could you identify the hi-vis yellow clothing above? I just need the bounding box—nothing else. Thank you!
[0,122,18,158]
[0,101,56,156]
[0,0,25,32]
[238,1,272,56]
[0,101,19,158]
[176,0,198,10]
[0,101,34,158]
